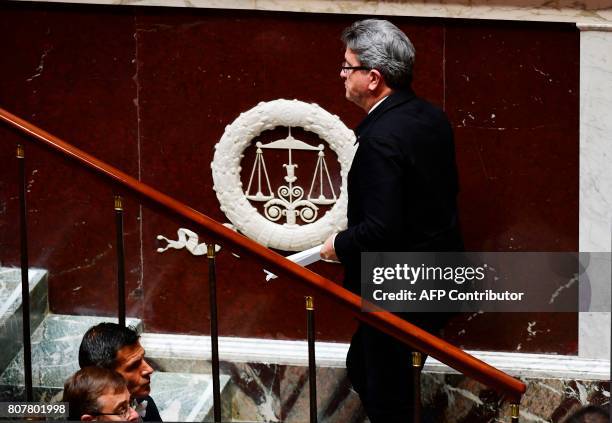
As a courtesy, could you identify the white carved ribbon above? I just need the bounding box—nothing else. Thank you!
[156,228,221,256]
[157,228,323,280]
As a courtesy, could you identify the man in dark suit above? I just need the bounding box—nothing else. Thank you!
[79,323,163,422]
[321,19,463,422]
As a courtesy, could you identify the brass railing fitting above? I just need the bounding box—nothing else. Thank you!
[305,296,314,310]
[114,195,123,211]
[207,243,216,258]
[510,403,520,419]
[412,351,423,368]
[17,144,24,158]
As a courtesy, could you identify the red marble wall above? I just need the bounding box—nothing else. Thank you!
[0,3,578,353]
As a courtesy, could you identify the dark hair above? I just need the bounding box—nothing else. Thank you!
[62,366,127,420]
[78,323,140,369]
[564,405,610,423]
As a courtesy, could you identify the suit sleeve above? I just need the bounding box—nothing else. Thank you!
[334,135,407,262]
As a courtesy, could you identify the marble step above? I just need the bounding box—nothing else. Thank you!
[153,372,230,422]
[139,333,371,422]
[0,267,48,373]
[0,313,229,422]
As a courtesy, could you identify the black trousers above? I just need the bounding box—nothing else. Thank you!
[346,323,429,423]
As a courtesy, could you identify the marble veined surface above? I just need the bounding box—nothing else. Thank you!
[578,29,612,360]
[153,372,230,422]
[0,267,46,328]
[0,267,48,375]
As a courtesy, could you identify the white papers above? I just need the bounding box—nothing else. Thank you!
[287,245,323,266]
[264,245,323,281]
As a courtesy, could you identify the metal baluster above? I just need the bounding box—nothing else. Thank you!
[510,403,520,422]
[17,144,33,401]
[114,196,126,327]
[207,243,221,423]
[412,351,424,422]
[306,296,317,423]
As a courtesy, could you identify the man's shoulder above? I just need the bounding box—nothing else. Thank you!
[368,96,450,139]
[391,94,448,125]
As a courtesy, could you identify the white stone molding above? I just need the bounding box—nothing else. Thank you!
[578,27,612,360]
[13,1,612,25]
[156,227,221,256]
[141,333,611,381]
[211,99,356,251]
[576,23,612,31]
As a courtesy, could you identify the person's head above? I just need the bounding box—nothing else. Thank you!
[62,366,140,421]
[79,323,153,399]
[564,405,610,423]
[340,19,415,110]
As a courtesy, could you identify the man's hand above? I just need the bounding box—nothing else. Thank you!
[320,234,339,262]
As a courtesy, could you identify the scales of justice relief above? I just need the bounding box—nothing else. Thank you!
[244,128,338,228]
[157,99,356,272]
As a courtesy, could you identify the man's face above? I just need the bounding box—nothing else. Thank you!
[340,48,371,110]
[84,387,139,422]
[113,342,153,399]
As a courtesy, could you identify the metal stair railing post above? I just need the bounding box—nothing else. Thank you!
[114,195,126,327]
[411,351,424,422]
[16,144,33,401]
[207,243,222,422]
[305,296,317,423]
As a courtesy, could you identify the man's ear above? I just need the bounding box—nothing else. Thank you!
[81,414,95,421]
[367,69,383,92]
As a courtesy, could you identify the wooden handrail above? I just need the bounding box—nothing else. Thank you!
[0,107,526,401]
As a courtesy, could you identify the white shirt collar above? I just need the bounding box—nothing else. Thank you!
[368,96,389,114]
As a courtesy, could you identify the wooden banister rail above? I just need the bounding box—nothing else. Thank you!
[0,107,526,401]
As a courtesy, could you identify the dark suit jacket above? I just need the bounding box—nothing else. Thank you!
[141,395,162,422]
[334,89,463,333]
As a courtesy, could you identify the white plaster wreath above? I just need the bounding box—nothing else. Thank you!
[211,99,356,251]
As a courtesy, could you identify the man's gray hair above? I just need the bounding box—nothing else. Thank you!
[341,19,415,90]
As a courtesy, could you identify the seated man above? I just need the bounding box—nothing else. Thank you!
[79,323,162,422]
[62,366,140,421]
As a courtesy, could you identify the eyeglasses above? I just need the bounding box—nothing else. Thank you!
[91,399,137,420]
[341,61,371,76]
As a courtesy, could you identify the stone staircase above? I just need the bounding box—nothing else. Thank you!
[0,267,47,373]
[0,267,228,422]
